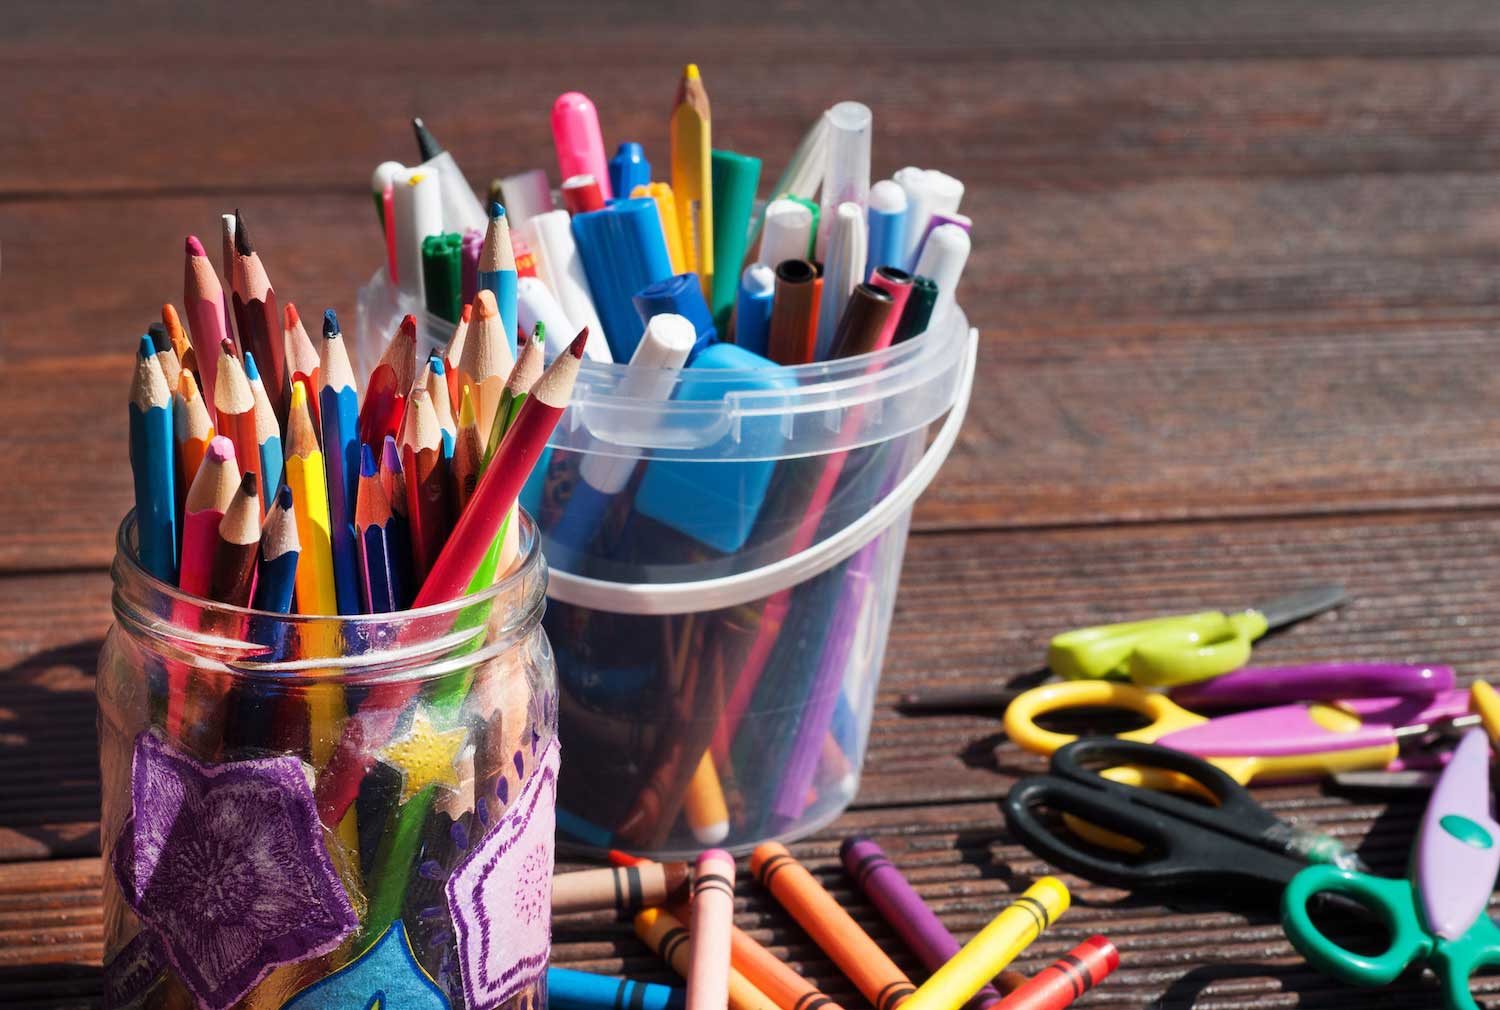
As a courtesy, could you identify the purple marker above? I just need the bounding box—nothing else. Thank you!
[841,837,1005,1010]
[909,211,973,270]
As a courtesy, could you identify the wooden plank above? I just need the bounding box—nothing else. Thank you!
[9,170,1500,568]
[5,508,1499,859]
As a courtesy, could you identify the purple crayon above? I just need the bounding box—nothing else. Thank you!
[841,837,1005,1010]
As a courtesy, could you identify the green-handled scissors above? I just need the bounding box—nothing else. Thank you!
[1282,728,1500,1010]
[1047,584,1347,687]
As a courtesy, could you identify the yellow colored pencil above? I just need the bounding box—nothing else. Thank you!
[670,63,713,299]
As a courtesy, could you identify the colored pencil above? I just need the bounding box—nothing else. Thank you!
[147,322,182,396]
[180,436,240,599]
[172,370,214,521]
[212,339,259,512]
[484,320,545,465]
[253,484,300,613]
[283,302,321,429]
[318,310,363,616]
[842,837,1005,1010]
[426,356,457,458]
[635,908,776,1010]
[284,381,338,617]
[242,351,284,512]
[358,313,417,448]
[442,305,470,409]
[183,235,228,404]
[457,289,514,448]
[128,335,178,584]
[211,471,261,606]
[687,850,735,1010]
[670,63,713,299]
[477,203,519,359]
[400,384,452,585]
[162,302,196,376]
[356,442,408,614]
[451,385,483,513]
[751,844,915,1010]
[228,211,288,419]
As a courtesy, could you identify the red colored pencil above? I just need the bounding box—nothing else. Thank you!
[400,384,452,584]
[179,436,240,599]
[358,314,417,446]
[283,302,321,430]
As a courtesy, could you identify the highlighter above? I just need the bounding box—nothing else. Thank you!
[552,92,613,200]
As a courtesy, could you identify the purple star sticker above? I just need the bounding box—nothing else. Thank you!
[110,732,357,1010]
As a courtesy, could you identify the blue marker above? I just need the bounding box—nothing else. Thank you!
[866,179,910,279]
[733,263,776,358]
[571,198,674,360]
[548,968,686,1010]
[609,142,652,200]
[631,273,717,360]
[479,203,520,358]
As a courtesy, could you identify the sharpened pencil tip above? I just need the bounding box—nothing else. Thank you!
[137,334,155,359]
[361,441,378,478]
[147,323,169,353]
[413,116,443,160]
[219,336,237,356]
[489,201,505,220]
[243,350,260,381]
[398,314,417,342]
[238,471,259,496]
[186,235,207,257]
[275,483,294,510]
[233,209,253,256]
[206,435,235,463]
[569,328,589,359]
[684,63,700,79]
[322,308,340,338]
[381,434,402,472]
[284,302,300,328]
[429,354,446,375]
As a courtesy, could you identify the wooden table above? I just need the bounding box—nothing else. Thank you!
[6,2,1500,1006]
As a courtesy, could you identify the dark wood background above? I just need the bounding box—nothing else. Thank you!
[5,1,1500,1006]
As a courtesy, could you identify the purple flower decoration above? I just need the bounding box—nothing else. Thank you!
[111,732,358,1010]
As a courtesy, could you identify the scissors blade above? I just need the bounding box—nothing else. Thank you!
[1253,584,1347,630]
[1414,728,1500,940]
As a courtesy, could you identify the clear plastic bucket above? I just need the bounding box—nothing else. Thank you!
[354,268,977,857]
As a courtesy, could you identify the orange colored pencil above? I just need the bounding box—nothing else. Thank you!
[212,339,260,514]
[283,302,321,429]
[173,370,215,511]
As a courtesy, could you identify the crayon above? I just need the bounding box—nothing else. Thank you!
[635,908,777,1010]
[725,920,847,1010]
[993,937,1118,1010]
[688,850,736,1010]
[548,967,686,1010]
[552,860,692,915]
[750,843,914,1010]
[895,879,1071,1010]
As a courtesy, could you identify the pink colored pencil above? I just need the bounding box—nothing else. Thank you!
[183,236,229,403]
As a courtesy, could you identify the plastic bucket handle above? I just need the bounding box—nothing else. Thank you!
[546,326,980,615]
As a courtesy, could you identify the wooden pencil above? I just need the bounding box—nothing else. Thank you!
[183,235,229,404]
[477,203,519,358]
[180,435,240,599]
[485,321,546,465]
[162,302,196,376]
[426,355,457,458]
[172,370,214,521]
[318,310,363,616]
[284,381,338,617]
[253,483,300,614]
[147,322,182,396]
[442,303,471,410]
[229,210,288,418]
[401,384,452,584]
[670,63,714,299]
[457,289,514,448]
[283,302,321,429]
[213,339,260,513]
[243,351,284,512]
[356,443,407,614]
[451,385,483,513]
[211,471,261,606]
[128,335,178,584]
[358,314,417,446]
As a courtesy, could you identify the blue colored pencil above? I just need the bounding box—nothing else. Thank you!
[128,335,177,582]
[356,443,408,613]
[478,203,520,358]
[317,310,363,616]
[547,967,686,1010]
[252,484,300,614]
[242,350,285,511]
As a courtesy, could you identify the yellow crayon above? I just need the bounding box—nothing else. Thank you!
[896,878,1071,1010]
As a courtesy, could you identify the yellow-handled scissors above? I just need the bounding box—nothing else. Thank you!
[1047,584,1347,686]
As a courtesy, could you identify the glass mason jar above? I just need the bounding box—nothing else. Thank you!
[98,511,557,1010]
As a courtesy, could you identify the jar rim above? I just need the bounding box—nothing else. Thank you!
[113,506,545,627]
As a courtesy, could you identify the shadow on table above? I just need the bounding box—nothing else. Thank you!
[0,638,104,859]
[0,961,101,1009]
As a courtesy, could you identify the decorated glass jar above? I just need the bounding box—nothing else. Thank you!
[97,511,558,1010]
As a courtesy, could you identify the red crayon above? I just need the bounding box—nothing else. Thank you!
[994,937,1118,1010]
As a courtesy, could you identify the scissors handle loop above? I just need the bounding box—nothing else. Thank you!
[1049,610,1233,681]
[1003,681,1203,756]
[1281,865,1432,988]
[1128,611,1266,686]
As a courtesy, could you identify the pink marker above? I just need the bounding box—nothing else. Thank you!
[688,850,735,1010]
[552,92,612,201]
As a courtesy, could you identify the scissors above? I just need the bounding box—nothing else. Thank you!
[1003,737,1369,897]
[1282,728,1500,1010]
[1048,584,1348,686]
[1003,680,1475,787]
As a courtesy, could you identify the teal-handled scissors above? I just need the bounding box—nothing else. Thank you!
[1282,727,1500,1010]
[1048,584,1347,686]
